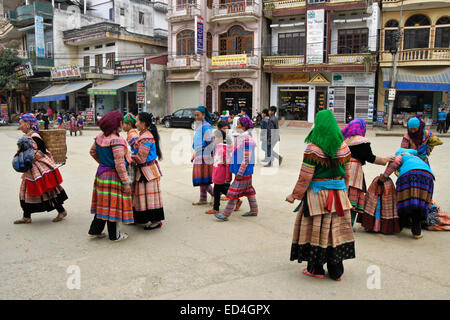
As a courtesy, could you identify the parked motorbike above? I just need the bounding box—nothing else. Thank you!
[252,112,262,127]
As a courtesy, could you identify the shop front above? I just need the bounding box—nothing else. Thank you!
[218,78,253,116]
[167,71,201,114]
[329,72,376,124]
[381,67,450,126]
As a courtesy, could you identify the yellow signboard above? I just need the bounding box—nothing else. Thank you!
[273,73,309,84]
[212,54,247,68]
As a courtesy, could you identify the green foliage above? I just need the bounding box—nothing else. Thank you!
[0,48,22,89]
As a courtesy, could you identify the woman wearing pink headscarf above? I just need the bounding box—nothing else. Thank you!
[341,119,393,227]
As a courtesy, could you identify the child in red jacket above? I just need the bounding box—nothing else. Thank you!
[205,129,232,215]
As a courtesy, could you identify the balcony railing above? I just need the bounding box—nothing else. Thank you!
[328,53,373,64]
[381,48,450,64]
[24,56,54,68]
[167,2,200,21]
[167,55,201,70]
[63,22,120,45]
[264,0,306,11]
[211,1,261,22]
[8,2,53,27]
[264,55,305,66]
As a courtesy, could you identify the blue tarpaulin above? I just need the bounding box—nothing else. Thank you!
[32,81,92,103]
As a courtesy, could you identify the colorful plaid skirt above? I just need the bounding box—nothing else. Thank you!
[226,175,256,200]
[348,186,365,213]
[291,196,355,265]
[192,151,213,186]
[90,169,134,224]
[133,177,165,224]
[347,159,366,213]
[20,181,68,214]
[396,170,434,220]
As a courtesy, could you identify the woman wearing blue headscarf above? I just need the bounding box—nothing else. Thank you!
[401,117,435,164]
[379,148,435,239]
[191,106,214,205]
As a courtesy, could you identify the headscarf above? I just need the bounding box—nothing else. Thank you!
[98,110,123,136]
[196,106,212,125]
[20,113,40,133]
[239,116,254,130]
[305,110,343,158]
[341,118,366,139]
[407,117,425,147]
[123,113,136,126]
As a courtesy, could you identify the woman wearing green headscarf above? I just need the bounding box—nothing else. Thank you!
[285,110,355,281]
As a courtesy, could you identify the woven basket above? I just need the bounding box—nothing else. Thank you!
[40,129,67,164]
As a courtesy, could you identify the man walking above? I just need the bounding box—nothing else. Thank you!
[264,106,283,167]
[437,108,447,133]
[260,109,270,163]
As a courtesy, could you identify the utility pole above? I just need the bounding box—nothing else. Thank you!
[386,0,404,130]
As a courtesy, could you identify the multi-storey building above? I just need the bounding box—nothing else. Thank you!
[1,0,169,117]
[263,0,380,124]
[166,0,268,116]
[378,0,450,126]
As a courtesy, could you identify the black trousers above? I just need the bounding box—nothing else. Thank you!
[70,130,77,136]
[213,183,230,211]
[23,203,65,219]
[88,215,119,240]
[307,261,344,280]
[438,120,446,133]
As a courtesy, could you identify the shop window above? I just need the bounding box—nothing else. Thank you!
[139,12,144,25]
[120,8,125,16]
[176,30,195,56]
[277,87,309,121]
[95,54,103,68]
[106,52,115,69]
[435,17,450,48]
[384,20,399,52]
[219,25,254,55]
[206,32,212,58]
[278,32,305,56]
[338,28,368,54]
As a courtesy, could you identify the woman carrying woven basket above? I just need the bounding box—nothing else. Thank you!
[14,113,68,224]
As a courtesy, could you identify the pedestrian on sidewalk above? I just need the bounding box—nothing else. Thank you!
[14,113,68,224]
[77,113,84,136]
[122,113,139,187]
[260,109,270,162]
[264,106,283,167]
[340,118,394,227]
[192,106,214,205]
[379,148,435,239]
[205,129,232,215]
[286,110,354,281]
[230,110,240,145]
[215,116,258,221]
[88,110,132,241]
[57,112,64,130]
[132,112,165,230]
[69,113,78,136]
[401,117,435,164]
[437,108,447,134]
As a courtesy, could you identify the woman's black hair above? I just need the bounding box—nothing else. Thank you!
[262,109,269,116]
[217,120,230,130]
[138,112,162,160]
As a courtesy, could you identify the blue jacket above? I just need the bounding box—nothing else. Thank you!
[438,111,447,121]
[396,148,434,178]
[229,134,255,176]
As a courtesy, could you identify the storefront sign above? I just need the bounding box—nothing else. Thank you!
[332,73,375,87]
[212,54,247,68]
[1,104,8,121]
[273,73,309,84]
[88,88,117,95]
[115,58,146,75]
[35,15,45,58]
[376,111,385,126]
[306,9,325,64]
[15,62,34,80]
[195,16,204,55]
[136,81,145,104]
[388,88,396,101]
[51,65,81,80]
[85,109,95,124]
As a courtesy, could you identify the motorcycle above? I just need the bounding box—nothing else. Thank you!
[252,112,262,127]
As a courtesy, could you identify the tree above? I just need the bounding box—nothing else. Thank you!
[0,48,22,119]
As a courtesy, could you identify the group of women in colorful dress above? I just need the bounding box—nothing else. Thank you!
[88,111,164,241]
[191,106,258,221]
[12,108,442,278]
[286,110,440,281]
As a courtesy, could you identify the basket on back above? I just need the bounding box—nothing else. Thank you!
[40,129,67,164]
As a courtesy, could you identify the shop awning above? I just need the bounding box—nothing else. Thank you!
[166,71,200,82]
[32,81,92,103]
[382,67,450,91]
[87,76,143,95]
